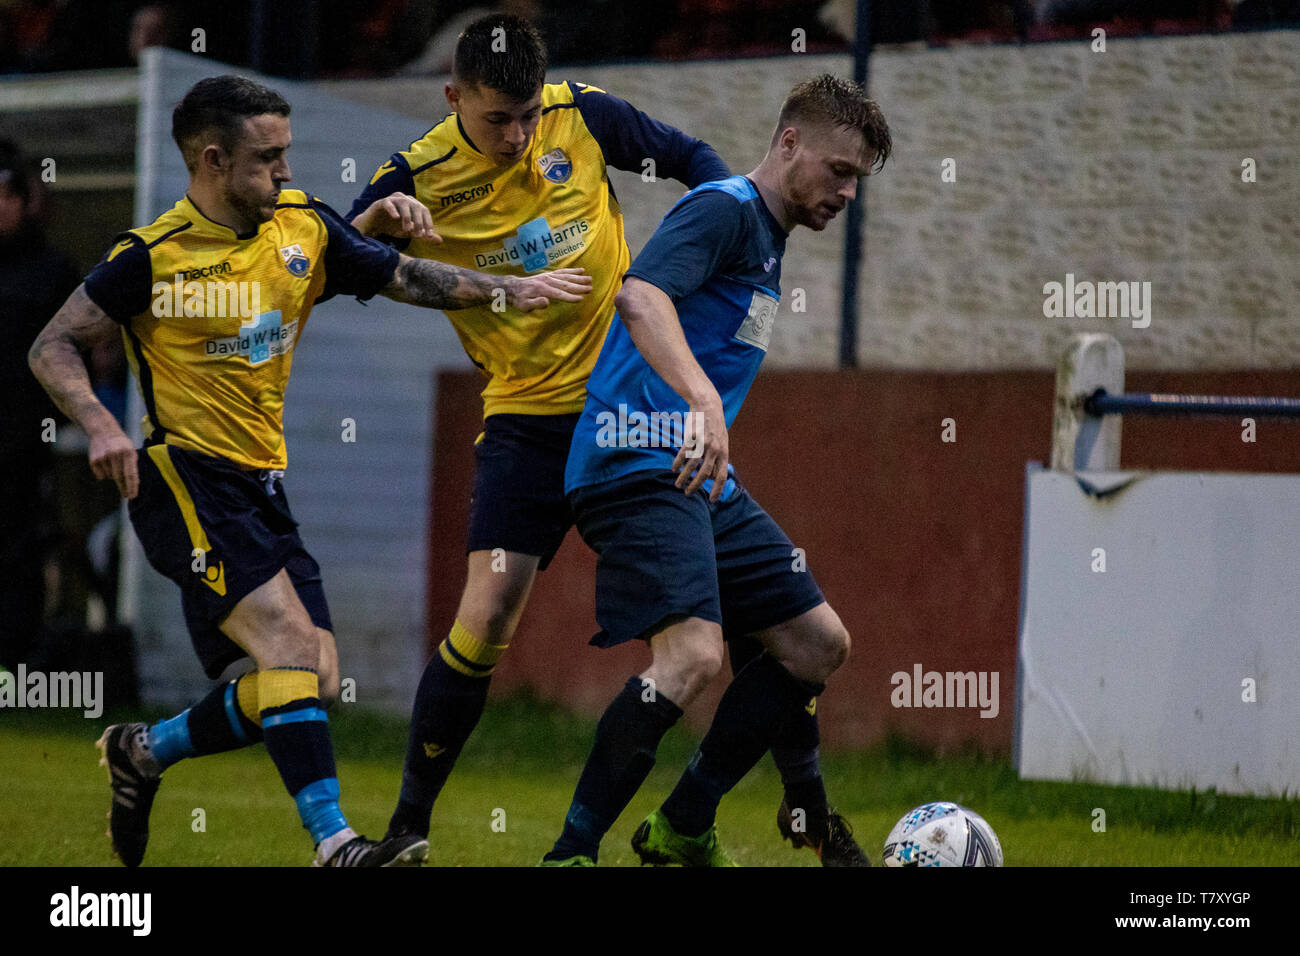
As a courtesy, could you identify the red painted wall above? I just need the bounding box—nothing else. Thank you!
[427,369,1300,754]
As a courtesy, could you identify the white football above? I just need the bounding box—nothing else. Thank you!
[882,802,1003,867]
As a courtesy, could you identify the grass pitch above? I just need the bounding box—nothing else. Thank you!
[2,695,1298,866]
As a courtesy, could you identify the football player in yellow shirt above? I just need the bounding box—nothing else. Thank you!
[350,14,870,866]
[27,74,588,867]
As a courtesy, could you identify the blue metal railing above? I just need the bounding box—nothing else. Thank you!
[1085,388,1300,419]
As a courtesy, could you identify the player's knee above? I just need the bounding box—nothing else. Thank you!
[807,623,849,682]
[256,609,318,669]
[285,614,319,663]
[459,591,525,645]
[693,638,726,681]
[477,604,521,645]
[461,554,536,643]
[672,633,725,699]
[790,620,850,682]
[805,605,851,678]
[824,621,850,671]
[317,659,340,708]
[826,624,847,676]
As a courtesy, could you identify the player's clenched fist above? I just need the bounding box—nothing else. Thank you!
[503,267,594,312]
[354,191,440,241]
[89,427,139,499]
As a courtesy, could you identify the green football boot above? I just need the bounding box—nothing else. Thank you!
[539,854,595,866]
[631,809,737,867]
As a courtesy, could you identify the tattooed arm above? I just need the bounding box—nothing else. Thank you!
[28,285,139,498]
[380,254,592,312]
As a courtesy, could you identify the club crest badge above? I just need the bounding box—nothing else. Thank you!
[734,291,778,352]
[279,243,310,277]
[537,148,572,184]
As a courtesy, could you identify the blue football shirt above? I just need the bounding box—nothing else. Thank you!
[565,175,787,496]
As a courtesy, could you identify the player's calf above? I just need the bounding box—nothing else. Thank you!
[384,550,532,843]
[658,651,820,840]
[543,619,717,865]
[754,605,867,864]
[219,573,368,861]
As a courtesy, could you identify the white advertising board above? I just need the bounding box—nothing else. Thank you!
[1016,466,1300,796]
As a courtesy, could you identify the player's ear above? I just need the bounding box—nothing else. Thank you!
[445,83,461,111]
[778,125,800,158]
[198,141,229,175]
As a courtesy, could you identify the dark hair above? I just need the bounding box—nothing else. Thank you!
[452,13,547,101]
[172,75,290,172]
[776,74,892,172]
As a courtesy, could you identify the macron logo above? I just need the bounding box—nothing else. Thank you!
[50,886,151,936]
[762,257,776,273]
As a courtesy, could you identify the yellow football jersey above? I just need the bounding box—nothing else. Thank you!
[82,189,398,470]
[351,81,728,418]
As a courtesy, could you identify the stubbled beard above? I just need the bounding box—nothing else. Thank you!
[791,202,825,231]
[225,183,276,230]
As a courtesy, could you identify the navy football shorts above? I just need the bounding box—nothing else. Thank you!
[570,469,826,647]
[128,443,332,678]
[466,412,580,570]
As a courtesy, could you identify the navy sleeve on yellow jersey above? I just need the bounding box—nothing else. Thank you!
[311,196,401,303]
[345,152,418,250]
[82,235,153,323]
[624,188,745,303]
[569,81,729,188]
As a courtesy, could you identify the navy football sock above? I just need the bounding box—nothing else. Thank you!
[258,667,349,845]
[731,636,828,815]
[186,672,263,751]
[661,653,820,838]
[727,635,763,674]
[388,621,506,839]
[772,706,828,819]
[147,672,262,771]
[547,676,682,862]
[775,738,829,821]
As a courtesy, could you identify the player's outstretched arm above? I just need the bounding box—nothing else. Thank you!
[616,277,729,499]
[351,192,441,242]
[28,285,138,498]
[380,255,592,313]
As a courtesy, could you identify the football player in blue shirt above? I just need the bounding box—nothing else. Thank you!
[544,74,891,866]
[346,14,736,859]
